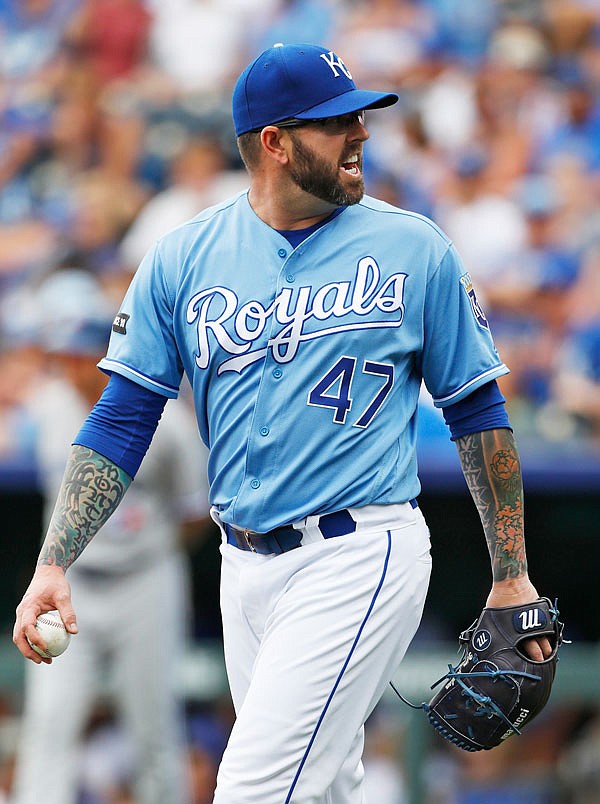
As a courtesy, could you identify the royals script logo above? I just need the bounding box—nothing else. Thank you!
[186,257,407,375]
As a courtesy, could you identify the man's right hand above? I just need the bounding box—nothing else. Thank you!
[13,565,78,664]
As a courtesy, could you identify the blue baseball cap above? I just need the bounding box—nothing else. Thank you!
[233,43,399,136]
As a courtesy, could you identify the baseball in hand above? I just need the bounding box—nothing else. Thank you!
[27,611,71,658]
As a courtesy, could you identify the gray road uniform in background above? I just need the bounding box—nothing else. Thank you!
[11,377,209,804]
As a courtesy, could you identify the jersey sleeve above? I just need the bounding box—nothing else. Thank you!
[442,379,511,439]
[74,373,167,478]
[98,242,184,397]
[420,244,509,407]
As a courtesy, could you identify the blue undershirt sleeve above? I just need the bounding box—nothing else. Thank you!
[442,380,511,441]
[74,372,167,478]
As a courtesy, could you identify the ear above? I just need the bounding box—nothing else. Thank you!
[260,126,292,165]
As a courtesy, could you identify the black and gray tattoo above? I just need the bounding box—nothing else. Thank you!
[455,429,527,582]
[39,445,132,571]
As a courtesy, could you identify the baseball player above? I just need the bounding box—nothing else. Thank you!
[11,271,209,804]
[14,44,551,803]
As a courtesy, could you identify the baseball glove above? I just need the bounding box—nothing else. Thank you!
[421,598,564,752]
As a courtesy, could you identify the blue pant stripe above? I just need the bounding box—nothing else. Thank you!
[284,530,393,803]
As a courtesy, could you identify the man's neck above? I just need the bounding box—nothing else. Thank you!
[248,183,337,231]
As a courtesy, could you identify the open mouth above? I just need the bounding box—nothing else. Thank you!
[341,154,361,176]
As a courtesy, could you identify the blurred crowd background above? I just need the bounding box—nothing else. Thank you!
[1,0,600,459]
[0,0,599,802]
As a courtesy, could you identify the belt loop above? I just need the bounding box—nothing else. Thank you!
[318,509,356,539]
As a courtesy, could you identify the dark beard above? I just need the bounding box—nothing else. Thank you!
[288,132,364,207]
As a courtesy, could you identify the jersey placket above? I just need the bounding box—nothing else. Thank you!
[237,246,301,527]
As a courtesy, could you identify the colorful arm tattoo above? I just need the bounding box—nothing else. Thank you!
[455,428,527,582]
[38,445,132,571]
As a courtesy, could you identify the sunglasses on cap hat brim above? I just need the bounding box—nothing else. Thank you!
[258,110,366,135]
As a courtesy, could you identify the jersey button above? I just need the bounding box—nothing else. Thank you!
[278,248,287,258]
[259,426,270,436]
[272,368,283,379]
[286,273,295,283]
[250,479,261,489]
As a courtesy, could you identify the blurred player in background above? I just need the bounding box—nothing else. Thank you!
[10,270,210,804]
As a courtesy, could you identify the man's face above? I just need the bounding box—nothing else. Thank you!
[286,113,368,206]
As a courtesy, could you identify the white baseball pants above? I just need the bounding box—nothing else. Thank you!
[213,502,432,803]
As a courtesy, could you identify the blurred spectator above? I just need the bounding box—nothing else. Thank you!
[0,281,45,459]
[59,167,148,275]
[0,347,41,459]
[475,23,554,192]
[119,135,246,271]
[418,65,479,154]
[553,318,600,440]
[434,146,528,287]
[476,173,582,414]
[0,0,81,221]
[147,0,253,95]
[0,0,80,109]
[333,0,438,89]
[553,244,600,440]
[536,69,600,174]
[426,0,499,66]
[251,0,336,56]
[66,0,153,86]
[10,271,211,804]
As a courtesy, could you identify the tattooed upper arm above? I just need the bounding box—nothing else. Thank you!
[39,445,132,571]
[455,428,527,582]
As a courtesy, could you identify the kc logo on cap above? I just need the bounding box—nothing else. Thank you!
[319,50,353,80]
[232,42,398,136]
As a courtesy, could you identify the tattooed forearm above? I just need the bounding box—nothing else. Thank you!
[38,445,132,571]
[455,428,527,582]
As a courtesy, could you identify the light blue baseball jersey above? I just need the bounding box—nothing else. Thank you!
[100,191,508,532]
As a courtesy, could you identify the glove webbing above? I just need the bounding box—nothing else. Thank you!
[390,664,542,740]
[431,663,542,733]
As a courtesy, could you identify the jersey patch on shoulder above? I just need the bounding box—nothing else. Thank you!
[460,273,488,329]
[112,312,130,335]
